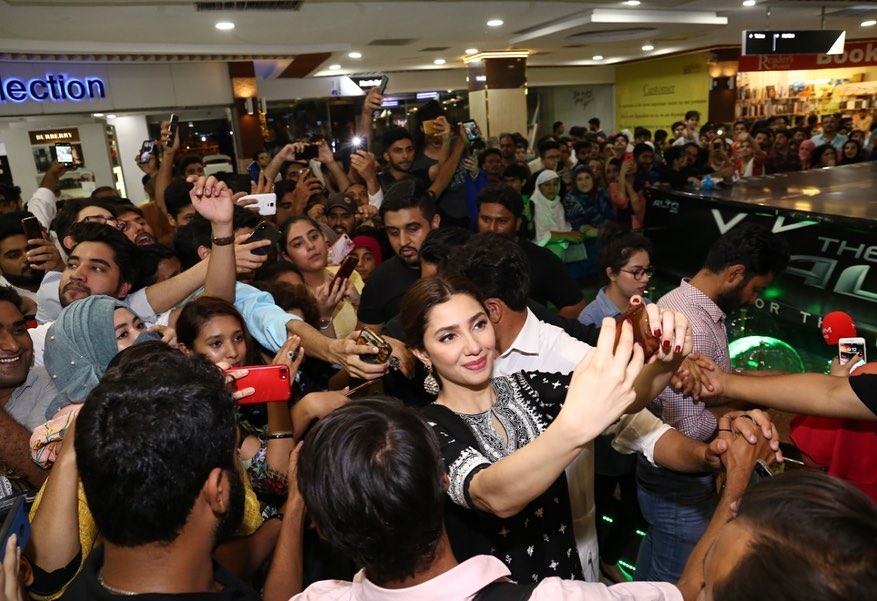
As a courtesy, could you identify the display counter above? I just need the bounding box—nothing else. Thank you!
[644,163,877,371]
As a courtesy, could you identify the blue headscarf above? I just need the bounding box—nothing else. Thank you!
[44,295,130,418]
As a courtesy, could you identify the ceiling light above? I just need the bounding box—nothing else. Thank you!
[465,48,478,55]
[862,20,877,27]
[642,44,655,51]
[487,19,504,27]
[434,58,446,65]
[348,52,362,58]
[215,22,235,31]
[624,1,641,5]
[742,0,756,6]
[106,114,116,120]
[593,55,604,60]
[92,112,104,118]
[329,64,341,70]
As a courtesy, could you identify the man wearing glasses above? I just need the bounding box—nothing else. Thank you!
[634,223,790,584]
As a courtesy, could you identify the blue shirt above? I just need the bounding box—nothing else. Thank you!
[577,287,651,326]
[810,133,848,152]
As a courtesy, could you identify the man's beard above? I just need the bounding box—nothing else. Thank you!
[4,269,44,288]
[212,466,246,549]
[715,280,746,315]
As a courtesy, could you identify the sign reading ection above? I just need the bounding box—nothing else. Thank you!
[0,73,107,103]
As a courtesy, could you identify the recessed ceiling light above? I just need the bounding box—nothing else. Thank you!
[624,1,641,5]
[862,20,877,27]
[742,0,756,6]
[348,52,362,59]
[329,64,341,70]
[642,44,655,51]
[434,58,446,65]
[215,22,235,31]
[487,19,504,27]
[106,114,117,120]
[92,112,104,118]
[592,55,604,61]
[465,48,478,55]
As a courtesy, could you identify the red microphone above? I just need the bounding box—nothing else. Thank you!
[821,311,857,345]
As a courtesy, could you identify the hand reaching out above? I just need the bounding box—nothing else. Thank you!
[187,175,233,226]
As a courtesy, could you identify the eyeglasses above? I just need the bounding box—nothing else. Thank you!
[82,215,127,232]
[619,266,654,281]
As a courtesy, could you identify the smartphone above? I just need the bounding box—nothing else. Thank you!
[333,254,358,284]
[0,496,30,563]
[461,120,481,142]
[226,365,290,404]
[422,119,438,136]
[839,337,867,368]
[238,193,277,216]
[21,216,44,246]
[377,74,389,95]
[244,221,281,256]
[748,459,774,488]
[55,142,75,168]
[166,114,179,148]
[356,328,392,364]
[625,151,634,162]
[613,303,660,362]
[138,140,156,164]
[296,144,319,160]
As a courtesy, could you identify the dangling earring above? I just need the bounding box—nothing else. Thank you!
[423,364,440,395]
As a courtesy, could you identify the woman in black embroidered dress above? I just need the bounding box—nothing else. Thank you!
[400,274,682,583]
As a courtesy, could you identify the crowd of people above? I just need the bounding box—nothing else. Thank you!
[0,86,875,601]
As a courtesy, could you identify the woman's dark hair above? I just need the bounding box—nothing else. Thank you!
[840,139,864,164]
[400,272,484,351]
[254,260,303,285]
[598,223,653,283]
[252,281,320,328]
[280,214,323,254]
[477,147,502,168]
[297,398,446,586]
[176,296,260,365]
[811,143,837,167]
[715,471,877,601]
[52,197,117,242]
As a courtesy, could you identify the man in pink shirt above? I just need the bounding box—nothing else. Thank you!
[287,399,772,601]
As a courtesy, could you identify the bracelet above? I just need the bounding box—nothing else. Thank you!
[717,428,733,433]
[267,431,294,440]
[211,235,235,246]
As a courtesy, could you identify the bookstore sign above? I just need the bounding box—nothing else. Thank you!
[739,39,877,72]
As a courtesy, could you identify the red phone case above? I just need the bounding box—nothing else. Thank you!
[226,365,290,404]
[334,255,359,282]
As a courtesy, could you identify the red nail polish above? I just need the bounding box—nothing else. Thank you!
[654,329,662,337]
[663,340,671,349]
[675,345,681,353]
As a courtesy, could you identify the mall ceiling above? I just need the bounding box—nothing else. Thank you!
[2,1,877,77]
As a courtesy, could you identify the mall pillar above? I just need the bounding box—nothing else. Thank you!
[228,62,264,170]
[466,53,529,139]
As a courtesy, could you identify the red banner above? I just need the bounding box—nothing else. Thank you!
[738,39,877,72]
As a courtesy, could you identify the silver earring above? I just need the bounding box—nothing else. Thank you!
[423,364,440,395]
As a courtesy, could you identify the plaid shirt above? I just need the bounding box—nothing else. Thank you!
[650,280,731,441]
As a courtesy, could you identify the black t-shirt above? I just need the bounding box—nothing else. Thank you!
[59,547,260,601]
[849,374,877,417]
[358,255,420,325]
[519,239,583,310]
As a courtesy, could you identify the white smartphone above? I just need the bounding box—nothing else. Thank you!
[839,337,867,370]
[238,193,276,216]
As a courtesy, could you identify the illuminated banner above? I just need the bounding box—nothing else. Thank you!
[0,73,106,103]
[739,39,877,71]
[28,128,81,144]
[742,30,845,56]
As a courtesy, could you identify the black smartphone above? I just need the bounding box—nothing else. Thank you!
[0,496,30,563]
[55,142,75,168]
[377,74,389,95]
[166,114,179,148]
[244,222,281,256]
[21,216,44,246]
[138,140,156,164]
[333,254,358,284]
[296,144,319,161]
[461,120,481,143]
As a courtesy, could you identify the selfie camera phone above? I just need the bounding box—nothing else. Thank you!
[239,193,277,217]
[377,74,389,95]
[296,144,319,160]
[356,327,392,365]
[227,364,290,404]
[166,114,179,148]
[21,216,44,245]
[0,496,30,563]
[55,142,75,168]
[461,120,481,142]
[748,459,774,488]
[138,140,156,164]
[333,254,358,284]
[839,337,867,368]
[244,221,281,256]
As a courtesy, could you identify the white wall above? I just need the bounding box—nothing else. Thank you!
[535,84,616,136]
[111,115,151,203]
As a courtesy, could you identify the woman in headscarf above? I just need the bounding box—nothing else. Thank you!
[562,165,614,278]
[531,170,586,269]
[798,139,816,171]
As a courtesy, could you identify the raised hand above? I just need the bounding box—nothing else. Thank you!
[187,175,233,226]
